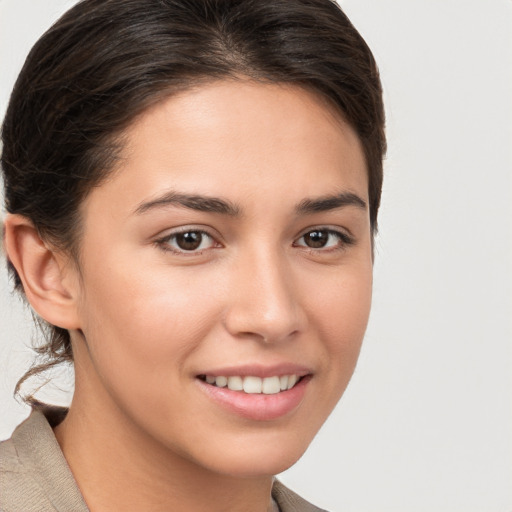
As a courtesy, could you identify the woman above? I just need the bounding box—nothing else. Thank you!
[0,0,385,510]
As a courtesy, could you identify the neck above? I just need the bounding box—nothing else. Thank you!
[54,386,275,512]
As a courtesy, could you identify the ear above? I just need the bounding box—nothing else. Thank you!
[3,214,81,330]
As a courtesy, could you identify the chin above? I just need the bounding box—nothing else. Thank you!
[213,451,306,479]
[190,427,316,479]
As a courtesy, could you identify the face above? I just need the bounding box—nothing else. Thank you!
[70,80,373,477]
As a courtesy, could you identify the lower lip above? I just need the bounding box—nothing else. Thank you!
[197,376,310,421]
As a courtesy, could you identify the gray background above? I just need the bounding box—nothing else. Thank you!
[1,1,511,510]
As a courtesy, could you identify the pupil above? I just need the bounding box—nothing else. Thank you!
[305,230,328,248]
[176,232,202,251]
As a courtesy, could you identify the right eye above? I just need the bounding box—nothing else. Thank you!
[156,229,218,254]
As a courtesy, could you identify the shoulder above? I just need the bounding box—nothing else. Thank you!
[272,479,329,512]
[0,414,51,512]
[0,409,88,512]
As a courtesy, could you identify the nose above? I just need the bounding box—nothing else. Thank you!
[223,247,306,344]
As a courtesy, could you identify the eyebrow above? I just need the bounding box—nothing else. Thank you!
[295,192,367,214]
[134,191,241,216]
[134,190,366,217]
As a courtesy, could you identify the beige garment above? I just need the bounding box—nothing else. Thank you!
[0,408,327,512]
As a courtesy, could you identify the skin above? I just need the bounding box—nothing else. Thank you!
[6,80,373,511]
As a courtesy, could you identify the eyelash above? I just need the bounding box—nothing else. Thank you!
[154,227,354,256]
[154,228,218,255]
[294,228,355,253]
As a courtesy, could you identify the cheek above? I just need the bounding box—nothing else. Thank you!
[74,266,228,442]
[313,262,372,342]
[308,262,372,392]
[77,258,223,387]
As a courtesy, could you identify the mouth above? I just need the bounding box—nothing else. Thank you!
[195,370,311,421]
[197,374,303,394]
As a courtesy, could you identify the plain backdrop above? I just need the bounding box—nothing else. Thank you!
[1,1,511,511]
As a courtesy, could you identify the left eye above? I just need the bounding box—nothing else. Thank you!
[295,229,348,250]
[161,230,216,252]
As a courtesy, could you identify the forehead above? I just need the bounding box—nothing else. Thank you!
[86,80,368,217]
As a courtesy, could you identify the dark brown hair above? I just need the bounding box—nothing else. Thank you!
[1,0,386,399]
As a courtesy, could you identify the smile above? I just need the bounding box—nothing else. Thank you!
[197,373,310,421]
[198,374,301,394]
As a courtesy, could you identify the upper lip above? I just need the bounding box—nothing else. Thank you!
[196,363,313,379]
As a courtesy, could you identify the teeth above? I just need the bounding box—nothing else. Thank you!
[227,376,243,391]
[215,376,228,387]
[262,376,281,394]
[205,374,301,394]
[243,376,262,394]
[287,374,298,390]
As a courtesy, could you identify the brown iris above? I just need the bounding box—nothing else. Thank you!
[175,231,203,251]
[303,230,331,248]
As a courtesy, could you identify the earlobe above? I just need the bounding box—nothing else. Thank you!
[3,214,81,330]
